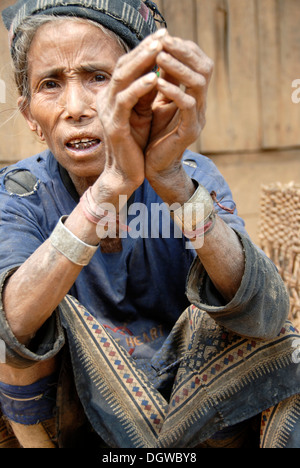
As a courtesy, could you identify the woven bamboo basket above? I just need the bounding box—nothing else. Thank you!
[259,182,300,329]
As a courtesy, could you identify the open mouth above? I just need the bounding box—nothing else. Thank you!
[66,137,101,151]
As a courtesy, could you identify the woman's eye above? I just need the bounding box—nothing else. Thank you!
[41,81,57,90]
[94,74,106,83]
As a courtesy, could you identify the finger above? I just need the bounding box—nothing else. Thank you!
[157,52,208,99]
[157,78,196,112]
[156,78,203,140]
[109,29,167,94]
[99,72,158,129]
[161,34,214,78]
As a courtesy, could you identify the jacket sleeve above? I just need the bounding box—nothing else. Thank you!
[0,268,65,368]
[182,151,290,340]
[186,229,290,340]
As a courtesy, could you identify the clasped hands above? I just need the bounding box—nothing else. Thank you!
[96,29,214,206]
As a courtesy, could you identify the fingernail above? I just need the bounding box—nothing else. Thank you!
[156,28,167,38]
[149,40,159,51]
[145,72,157,83]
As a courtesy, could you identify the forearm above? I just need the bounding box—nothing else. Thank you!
[187,230,290,339]
[3,203,99,345]
[193,215,245,302]
[149,167,245,302]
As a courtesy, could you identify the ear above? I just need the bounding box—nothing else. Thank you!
[18,96,45,141]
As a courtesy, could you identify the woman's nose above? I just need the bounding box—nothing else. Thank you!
[62,83,93,121]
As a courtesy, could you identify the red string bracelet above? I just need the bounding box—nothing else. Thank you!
[80,188,130,232]
[183,212,216,240]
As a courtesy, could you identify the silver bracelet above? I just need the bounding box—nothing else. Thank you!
[50,216,99,266]
[171,181,214,235]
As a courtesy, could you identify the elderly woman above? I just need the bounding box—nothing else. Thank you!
[0,0,299,449]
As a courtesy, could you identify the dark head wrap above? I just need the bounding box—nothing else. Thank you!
[2,0,166,53]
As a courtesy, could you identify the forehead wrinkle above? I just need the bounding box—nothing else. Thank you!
[27,22,124,84]
[33,62,115,83]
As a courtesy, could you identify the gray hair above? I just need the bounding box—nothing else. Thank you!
[12,15,130,101]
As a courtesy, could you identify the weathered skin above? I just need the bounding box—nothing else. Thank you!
[0,21,244,387]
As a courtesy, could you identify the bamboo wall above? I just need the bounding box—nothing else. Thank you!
[1,0,300,243]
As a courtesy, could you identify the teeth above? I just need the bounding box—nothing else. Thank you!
[68,137,99,150]
[69,138,95,145]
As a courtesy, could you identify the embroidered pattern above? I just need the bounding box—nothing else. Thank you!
[59,296,300,448]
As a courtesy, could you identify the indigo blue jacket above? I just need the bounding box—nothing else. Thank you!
[0,149,289,368]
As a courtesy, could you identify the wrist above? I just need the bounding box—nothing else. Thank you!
[80,187,130,240]
[92,170,141,211]
[170,180,215,249]
[64,204,100,246]
[147,164,196,206]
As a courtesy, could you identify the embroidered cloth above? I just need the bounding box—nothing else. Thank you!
[59,295,300,448]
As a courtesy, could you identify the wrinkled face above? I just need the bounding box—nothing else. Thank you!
[21,20,125,179]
